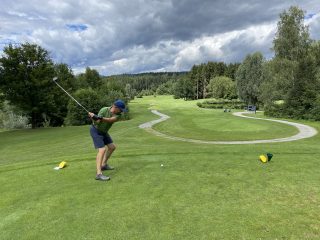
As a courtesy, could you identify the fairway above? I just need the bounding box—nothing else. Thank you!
[138,96,301,141]
[139,110,316,144]
[1,96,320,239]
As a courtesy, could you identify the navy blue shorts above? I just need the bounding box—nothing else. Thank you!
[90,125,113,149]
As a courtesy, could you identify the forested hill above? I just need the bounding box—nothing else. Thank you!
[102,72,188,96]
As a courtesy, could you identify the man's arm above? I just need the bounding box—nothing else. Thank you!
[88,110,119,123]
[100,116,118,123]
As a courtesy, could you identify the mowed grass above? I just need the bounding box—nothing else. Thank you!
[147,97,298,141]
[1,95,320,239]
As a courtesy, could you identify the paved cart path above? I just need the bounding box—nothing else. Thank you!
[139,110,318,144]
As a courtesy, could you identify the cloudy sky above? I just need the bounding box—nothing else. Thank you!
[0,0,319,76]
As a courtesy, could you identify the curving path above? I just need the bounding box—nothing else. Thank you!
[138,110,317,144]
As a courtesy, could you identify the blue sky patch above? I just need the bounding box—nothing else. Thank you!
[0,38,20,45]
[65,24,88,32]
[305,13,316,19]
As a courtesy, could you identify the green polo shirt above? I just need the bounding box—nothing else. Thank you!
[93,107,121,134]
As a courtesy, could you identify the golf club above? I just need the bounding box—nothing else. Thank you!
[52,77,90,113]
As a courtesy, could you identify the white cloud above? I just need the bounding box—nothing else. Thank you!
[171,22,276,71]
[0,0,319,75]
[306,12,320,40]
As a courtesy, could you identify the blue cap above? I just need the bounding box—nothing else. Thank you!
[114,99,127,112]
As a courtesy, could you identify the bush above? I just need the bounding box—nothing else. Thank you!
[264,98,320,121]
[0,102,30,129]
[2,113,30,129]
[139,89,154,96]
[136,93,143,98]
[307,96,320,121]
[197,99,246,110]
[264,104,284,118]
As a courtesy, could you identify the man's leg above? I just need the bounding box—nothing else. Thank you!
[90,126,110,181]
[102,143,116,167]
[95,147,110,181]
[96,147,106,175]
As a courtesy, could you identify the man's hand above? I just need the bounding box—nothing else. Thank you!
[92,115,102,121]
[88,112,103,121]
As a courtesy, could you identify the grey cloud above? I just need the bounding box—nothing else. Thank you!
[221,33,274,63]
[0,0,319,75]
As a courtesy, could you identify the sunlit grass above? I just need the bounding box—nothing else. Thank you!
[1,95,320,239]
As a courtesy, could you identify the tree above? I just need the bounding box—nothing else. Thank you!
[0,43,55,128]
[235,52,265,105]
[225,63,240,79]
[173,76,195,100]
[259,58,298,105]
[48,63,77,126]
[189,65,202,99]
[101,89,126,107]
[207,76,237,99]
[125,84,136,100]
[273,6,311,61]
[65,88,101,125]
[185,61,231,100]
[0,91,4,110]
[84,67,102,89]
[156,80,174,95]
[266,6,319,119]
[75,67,102,90]
[98,83,126,106]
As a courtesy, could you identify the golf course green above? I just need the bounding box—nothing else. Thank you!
[1,95,320,239]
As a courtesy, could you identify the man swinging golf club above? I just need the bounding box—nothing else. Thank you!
[89,100,127,181]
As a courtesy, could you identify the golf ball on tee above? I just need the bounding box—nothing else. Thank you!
[161,164,164,167]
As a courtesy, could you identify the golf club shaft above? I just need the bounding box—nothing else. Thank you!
[53,80,90,113]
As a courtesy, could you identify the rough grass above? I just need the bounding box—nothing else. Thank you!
[1,95,320,240]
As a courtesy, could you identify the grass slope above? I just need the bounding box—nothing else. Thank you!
[1,96,320,240]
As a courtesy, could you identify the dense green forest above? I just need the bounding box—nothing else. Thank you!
[103,72,187,97]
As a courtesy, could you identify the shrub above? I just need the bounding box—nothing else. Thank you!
[264,103,285,118]
[140,89,154,96]
[0,102,30,129]
[136,93,143,98]
[197,99,246,110]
